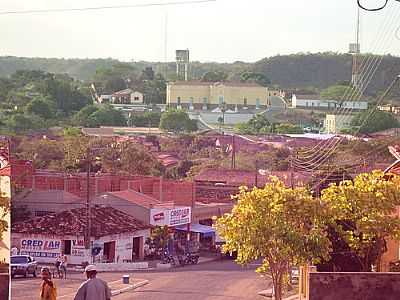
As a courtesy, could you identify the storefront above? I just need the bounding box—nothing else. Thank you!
[11,206,151,265]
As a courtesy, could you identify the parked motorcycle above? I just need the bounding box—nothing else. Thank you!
[184,252,199,265]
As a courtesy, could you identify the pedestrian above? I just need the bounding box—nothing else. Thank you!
[73,265,111,300]
[60,255,68,279]
[40,267,57,300]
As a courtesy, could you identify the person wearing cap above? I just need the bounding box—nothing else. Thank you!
[73,265,111,300]
[40,267,57,300]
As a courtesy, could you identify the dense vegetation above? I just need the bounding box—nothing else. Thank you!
[2,53,400,98]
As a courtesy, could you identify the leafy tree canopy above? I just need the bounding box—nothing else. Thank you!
[321,171,400,271]
[351,109,400,133]
[215,177,331,300]
[201,71,228,82]
[159,110,198,133]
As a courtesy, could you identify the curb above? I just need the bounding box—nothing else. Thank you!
[111,280,149,297]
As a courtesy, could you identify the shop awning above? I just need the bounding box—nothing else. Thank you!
[176,223,215,234]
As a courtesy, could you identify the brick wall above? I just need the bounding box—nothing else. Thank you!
[309,272,400,300]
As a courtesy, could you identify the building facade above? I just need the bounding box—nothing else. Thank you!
[166,81,270,111]
[11,206,150,264]
[111,89,144,105]
[292,94,368,110]
[324,114,354,134]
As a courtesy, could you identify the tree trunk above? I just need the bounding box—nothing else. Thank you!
[271,270,284,300]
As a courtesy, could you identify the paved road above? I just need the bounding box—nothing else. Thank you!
[115,260,270,300]
[11,260,270,300]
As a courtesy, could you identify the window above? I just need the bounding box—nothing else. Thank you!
[244,97,247,106]
[190,97,194,105]
[256,98,260,109]
[203,97,208,104]
[219,96,224,105]
[177,97,181,105]
[134,96,140,101]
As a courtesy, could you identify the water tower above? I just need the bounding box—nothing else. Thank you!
[176,49,190,81]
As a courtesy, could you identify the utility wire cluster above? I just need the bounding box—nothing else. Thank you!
[292,4,400,188]
[358,0,400,12]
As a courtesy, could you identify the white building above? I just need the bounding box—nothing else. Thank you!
[292,94,368,110]
[324,114,354,134]
[11,206,151,264]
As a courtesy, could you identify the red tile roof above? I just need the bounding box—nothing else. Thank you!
[12,206,149,236]
[385,160,400,176]
[107,190,163,209]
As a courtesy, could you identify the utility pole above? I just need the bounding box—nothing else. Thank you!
[85,148,92,261]
[231,134,236,169]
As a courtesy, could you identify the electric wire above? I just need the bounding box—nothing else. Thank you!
[358,0,400,12]
[293,7,400,170]
[0,0,216,15]
[296,6,398,159]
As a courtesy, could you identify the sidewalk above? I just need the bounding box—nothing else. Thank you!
[109,278,149,297]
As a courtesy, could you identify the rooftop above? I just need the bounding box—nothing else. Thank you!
[105,190,165,209]
[12,206,149,236]
[170,81,263,88]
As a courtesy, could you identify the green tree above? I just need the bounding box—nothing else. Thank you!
[321,171,400,272]
[351,109,400,133]
[201,71,228,82]
[25,97,54,119]
[73,104,127,127]
[129,111,161,127]
[160,110,198,133]
[240,72,271,87]
[215,177,331,300]
[275,123,304,134]
[235,114,271,134]
[17,138,65,170]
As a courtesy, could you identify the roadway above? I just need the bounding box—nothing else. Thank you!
[11,260,270,300]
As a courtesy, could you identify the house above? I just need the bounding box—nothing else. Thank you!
[166,81,270,111]
[111,89,144,104]
[291,94,368,110]
[11,206,151,264]
[324,114,354,134]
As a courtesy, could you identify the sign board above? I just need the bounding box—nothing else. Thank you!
[150,207,191,227]
[71,239,85,257]
[20,238,61,259]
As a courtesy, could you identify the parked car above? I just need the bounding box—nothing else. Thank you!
[11,255,38,278]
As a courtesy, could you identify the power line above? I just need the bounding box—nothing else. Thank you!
[358,0,400,12]
[0,0,216,15]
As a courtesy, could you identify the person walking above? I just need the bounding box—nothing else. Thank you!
[40,267,57,300]
[73,265,111,300]
[60,255,68,279]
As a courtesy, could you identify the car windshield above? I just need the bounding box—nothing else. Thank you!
[11,256,28,264]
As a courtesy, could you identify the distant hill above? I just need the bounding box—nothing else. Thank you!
[1,53,400,97]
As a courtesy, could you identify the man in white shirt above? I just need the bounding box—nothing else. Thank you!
[73,265,111,300]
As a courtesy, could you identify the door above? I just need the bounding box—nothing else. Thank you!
[132,237,141,260]
[103,242,116,262]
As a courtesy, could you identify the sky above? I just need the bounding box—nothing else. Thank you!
[0,0,399,62]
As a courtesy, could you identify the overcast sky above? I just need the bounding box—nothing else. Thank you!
[0,0,399,62]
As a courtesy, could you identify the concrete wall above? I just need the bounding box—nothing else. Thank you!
[309,272,400,300]
[167,82,269,107]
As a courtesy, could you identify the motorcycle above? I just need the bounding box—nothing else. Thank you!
[184,252,199,265]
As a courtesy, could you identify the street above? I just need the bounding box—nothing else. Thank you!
[11,260,270,300]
